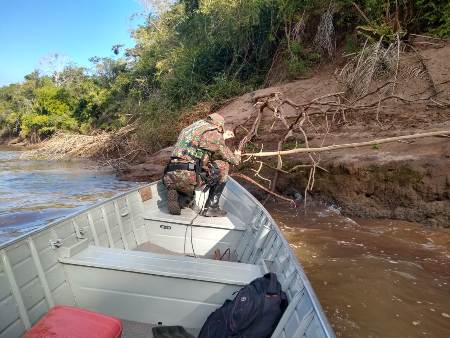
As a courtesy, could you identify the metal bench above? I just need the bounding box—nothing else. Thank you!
[59,246,263,328]
[60,245,262,285]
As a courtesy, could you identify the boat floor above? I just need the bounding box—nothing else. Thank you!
[134,238,238,261]
[143,200,245,230]
[135,241,184,256]
[122,320,199,338]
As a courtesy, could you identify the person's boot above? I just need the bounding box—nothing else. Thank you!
[202,182,227,217]
[178,192,193,209]
[167,189,181,215]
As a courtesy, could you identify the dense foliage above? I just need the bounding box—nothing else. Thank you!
[1,0,448,147]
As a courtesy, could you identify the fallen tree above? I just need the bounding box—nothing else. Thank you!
[233,40,449,206]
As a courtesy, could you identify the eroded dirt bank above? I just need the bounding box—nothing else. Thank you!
[121,44,450,227]
[276,137,450,227]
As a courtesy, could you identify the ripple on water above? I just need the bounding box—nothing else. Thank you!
[0,150,137,243]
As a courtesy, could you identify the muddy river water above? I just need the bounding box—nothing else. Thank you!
[0,149,136,242]
[266,203,450,338]
[1,148,449,337]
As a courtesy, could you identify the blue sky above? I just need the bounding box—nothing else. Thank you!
[0,0,147,86]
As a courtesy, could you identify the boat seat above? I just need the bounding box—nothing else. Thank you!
[24,305,122,338]
[60,245,263,285]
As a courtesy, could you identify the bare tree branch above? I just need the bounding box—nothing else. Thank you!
[244,130,450,157]
[231,173,296,205]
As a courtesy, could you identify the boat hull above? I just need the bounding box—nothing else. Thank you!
[0,179,335,338]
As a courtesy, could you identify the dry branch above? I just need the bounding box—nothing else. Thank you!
[244,130,450,157]
[235,37,449,209]
[238,101,266,151]
[20,124,143,166]
[230,173,296,205]
[407,43,438,95]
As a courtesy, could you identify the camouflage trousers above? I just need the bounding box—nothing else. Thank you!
[163,160,230,195]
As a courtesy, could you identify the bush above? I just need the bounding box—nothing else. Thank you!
[205,74,250,101]
[287,57,307,79]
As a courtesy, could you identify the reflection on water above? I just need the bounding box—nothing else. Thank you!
[0,149,137,243]
[267,203,450,338]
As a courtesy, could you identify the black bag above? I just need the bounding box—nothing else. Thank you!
[198,273,288,338]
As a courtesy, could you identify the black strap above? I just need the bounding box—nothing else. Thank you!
[165,162,196,173]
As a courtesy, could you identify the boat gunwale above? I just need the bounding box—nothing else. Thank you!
[229,178,336,338]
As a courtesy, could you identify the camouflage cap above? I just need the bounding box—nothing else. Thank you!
[207,113,225,132]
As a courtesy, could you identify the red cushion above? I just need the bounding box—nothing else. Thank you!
[23,305,122,338]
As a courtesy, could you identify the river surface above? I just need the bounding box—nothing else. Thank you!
[266,203,450,338]
[1,148,449,337]
[0,149,136,243]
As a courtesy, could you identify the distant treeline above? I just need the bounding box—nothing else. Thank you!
[1,0,448,148]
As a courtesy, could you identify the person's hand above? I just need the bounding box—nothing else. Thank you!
[234,150,242,164]
[223,130,235,140]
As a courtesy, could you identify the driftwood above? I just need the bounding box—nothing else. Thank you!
[20,123,146,167]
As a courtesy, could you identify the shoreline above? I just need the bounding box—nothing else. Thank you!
[3,136,449,228]
[0,136,39,151]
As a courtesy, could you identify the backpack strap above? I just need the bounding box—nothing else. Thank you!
[265,273,280,295]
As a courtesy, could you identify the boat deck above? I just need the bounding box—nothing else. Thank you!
[142,189,246,230]
[135,241,183,256]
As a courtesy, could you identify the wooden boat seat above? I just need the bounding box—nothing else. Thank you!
[60,245,263,285]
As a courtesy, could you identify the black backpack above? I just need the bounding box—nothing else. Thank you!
[198,273,288,338]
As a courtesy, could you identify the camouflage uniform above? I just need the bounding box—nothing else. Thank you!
[163,114,239,196]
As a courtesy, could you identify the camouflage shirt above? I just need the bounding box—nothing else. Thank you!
[171,119,239,165]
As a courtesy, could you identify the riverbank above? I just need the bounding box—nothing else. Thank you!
[14,43,450,228]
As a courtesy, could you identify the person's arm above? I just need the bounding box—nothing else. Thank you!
[200,130,241,165]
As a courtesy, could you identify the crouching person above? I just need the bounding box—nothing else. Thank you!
[163,113,240,217]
